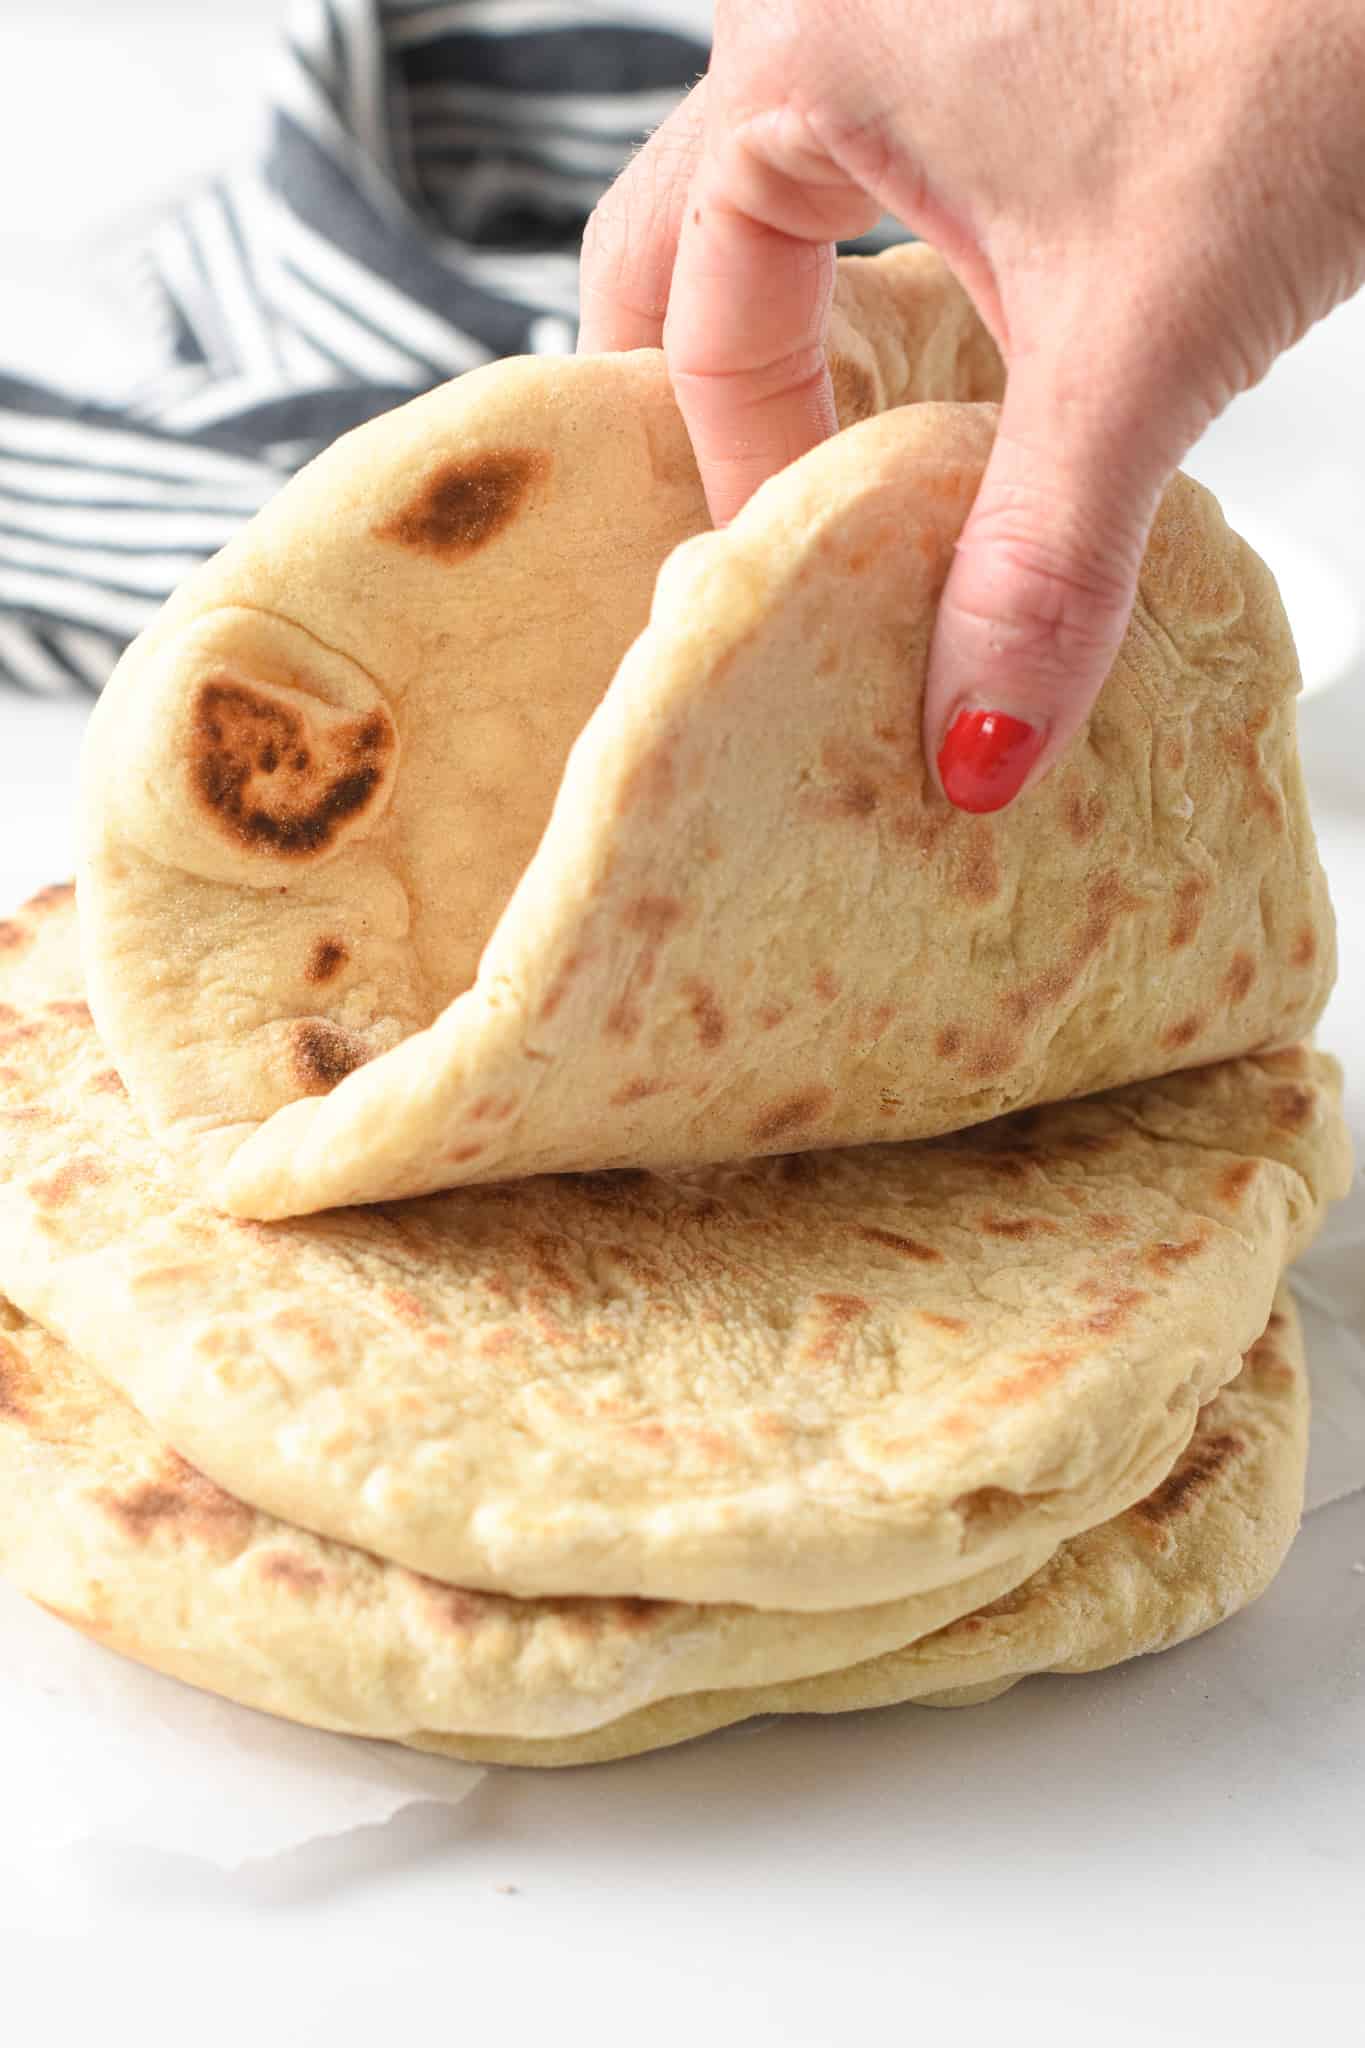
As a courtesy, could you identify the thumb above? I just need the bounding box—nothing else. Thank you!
[925,353,1172,814]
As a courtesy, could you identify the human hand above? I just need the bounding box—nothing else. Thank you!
[579,1,1365,810]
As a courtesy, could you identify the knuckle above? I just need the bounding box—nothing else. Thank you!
[951,512,1140,672]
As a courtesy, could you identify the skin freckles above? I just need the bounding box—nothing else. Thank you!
[579,0,1365,807]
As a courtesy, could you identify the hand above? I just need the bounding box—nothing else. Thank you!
[579,1,1365,810]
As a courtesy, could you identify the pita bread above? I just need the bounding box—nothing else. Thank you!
[80,257,1330,1228]
[436,1291,1310,1764]
[0,1289,1307,1761]
[0,1301,1051,1742]
[0,892,1347,1610]
[77,245,1003,1207]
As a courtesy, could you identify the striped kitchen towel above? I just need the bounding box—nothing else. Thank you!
[0,0,712,695]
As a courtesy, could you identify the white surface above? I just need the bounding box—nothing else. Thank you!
[2,2,1364,2038]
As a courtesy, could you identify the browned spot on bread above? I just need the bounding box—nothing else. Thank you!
[1168,874,1209,951]
[291,1019,371,1093]
[0,1006,16,1025]
[0,924,23,951]
[1271,1082,1316,1132]
[805,1292,870,1359]
[1290,925,1318,969]
[979,1211,1059,1240]
[829,352,877,425]
[830,774,880,818]
[935,1024,964,1059]
[1062,788,1105,845]
[410,1575,491,1631]
[1162,1013,1205,1051]
[28,1155,108,1210]
[1083,1211,1130,1241]
[750,1087,832,1143]
[1001,965,1070,1028]
[611,1076,668,1106]
[1217,1159,1260,1205]
[1224,951,1257,1003]
[478,1328,522,1360]
[983,1155,1031,1182]
[919,1311,968,1335]
[858,1225,943,1262]
[538,946,592,1023]
[756,1001,790,1032]
[606,898,685,1042]
[257,1553,327,1593]
[616,738,677,820]
[45,1000,91,1025]
[193,681,394,858]
[306,937,348,985]
[446,1141,486,1164]
[623,895,683,939]
[1134,1432,1243,1526]
[26,882,74,911]
[0,1338,30,1420]
[996,870,1143,1033]
[965,1035,1017,1081]
[383,1287,426,1324]
[812,967,840,1005]
[605,992,642,1042]
[1071,1286,1147,1337]
[1245,1331,1296,1389]
[1227,714,1283,830]
[956,822,1000,906]
[954,1485,1025,1529]
[977,1350,1077,1408]
[682,977,726,1048]
[90,1068,128,1096]
[1145,1228,1211,1274]
[376,448,549,557]
[101,1452,253,1550]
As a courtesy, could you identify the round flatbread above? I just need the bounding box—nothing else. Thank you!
[78,247,1331,1225]
[433,1292,1312,1764]
[78,245,1005,1211]
[0,1290,1307,1760]
[0,891,1346,1610]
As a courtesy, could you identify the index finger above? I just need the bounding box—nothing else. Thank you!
[663,111,882,524]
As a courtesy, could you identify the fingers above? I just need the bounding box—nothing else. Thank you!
[664,108,883,524]
[925,344,1174,813]
[577,81,709,355]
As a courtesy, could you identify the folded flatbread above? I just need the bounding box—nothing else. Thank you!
[78,254,1332,1221]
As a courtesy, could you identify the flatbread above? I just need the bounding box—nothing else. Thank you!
[77,244,1003,1208]
[0,891,1347,1610]
[0,1290,1308,1761]
[435,1292,1310,1765]
[79,258,1331,1228]
[0,1302,1051,1741]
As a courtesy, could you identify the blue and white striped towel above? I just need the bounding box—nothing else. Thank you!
[0,0,908,700]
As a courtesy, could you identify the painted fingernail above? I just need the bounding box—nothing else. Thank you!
[937,709,1046,814]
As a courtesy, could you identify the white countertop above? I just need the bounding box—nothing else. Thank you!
[0,6,1362,2041]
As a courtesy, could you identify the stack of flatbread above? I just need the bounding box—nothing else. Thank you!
[0,248,1350,1766]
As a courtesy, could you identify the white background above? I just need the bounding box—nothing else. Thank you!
[0,5,1362,2041]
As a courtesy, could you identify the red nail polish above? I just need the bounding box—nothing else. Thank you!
[937,709,1045,814]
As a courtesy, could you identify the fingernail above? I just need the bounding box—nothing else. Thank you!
[937,709,1046,814]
